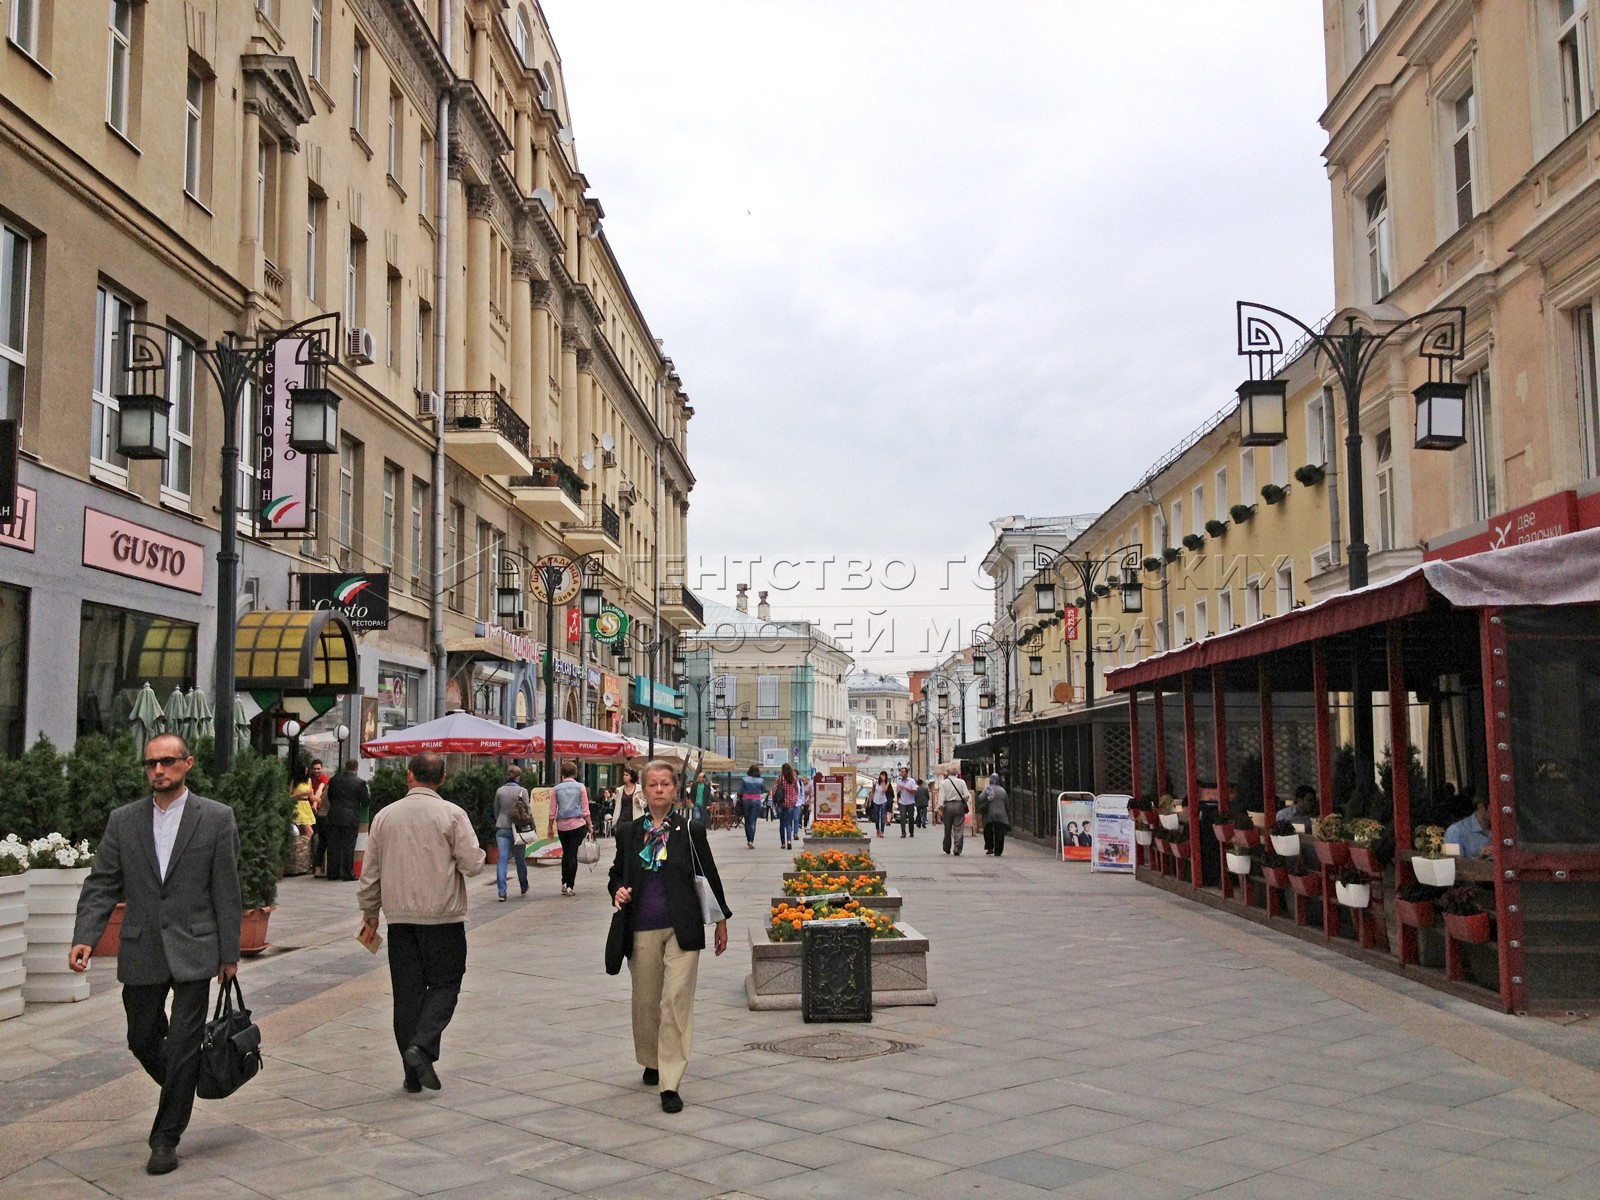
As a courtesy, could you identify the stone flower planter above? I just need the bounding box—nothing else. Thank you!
[22,867,91,1003]
[0,874,28,1020]
[745,921,934,1009]
[801,836,871,851]
[782,869,887,886]
[771,890,902,921]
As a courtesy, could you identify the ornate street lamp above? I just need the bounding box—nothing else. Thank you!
[1413,379,1468,450]
[1034,580,1057,614]
[287,386,341,454]
[1236,378,1288,447]
[114,394,172,460]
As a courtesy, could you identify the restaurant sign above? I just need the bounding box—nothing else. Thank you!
[0,484,35,553]
[298,572,391,631]
[82,509,204,593]
[258,337,316,536]
[1426,490,1584,561]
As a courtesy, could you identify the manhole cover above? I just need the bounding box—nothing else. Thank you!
[749,1033,916,1061]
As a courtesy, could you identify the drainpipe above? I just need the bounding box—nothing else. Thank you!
[431,0,453,717]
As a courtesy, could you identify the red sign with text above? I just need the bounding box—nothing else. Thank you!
[1426,490,1585,561]
[1063,606,1080,641]
[566,607,581,644]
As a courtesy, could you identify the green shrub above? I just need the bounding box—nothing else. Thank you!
[214,752,292,909]
[0,736,68,840]
[441,762,504,845]
[368,764,409,818]
[62,734,145,845]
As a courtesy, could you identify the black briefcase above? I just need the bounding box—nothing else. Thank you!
[196,977,262,1099]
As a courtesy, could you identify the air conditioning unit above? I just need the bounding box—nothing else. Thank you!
[416,389,439,418]
[346,327,376,365]
[601,448,617,466]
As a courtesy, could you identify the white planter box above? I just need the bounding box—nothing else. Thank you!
[1269,834,1301,857]
[1413,857,1455,887]
[1159,813,1181,830]
[1226,852,1253,877]
[1335,881,1371,909]
[22,867,91,1004]
[0,874,28,1020]
[1135,829,1154,846]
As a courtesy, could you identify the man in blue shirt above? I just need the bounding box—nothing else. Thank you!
[1276,784,1317,826]
[1444,798,1493,859]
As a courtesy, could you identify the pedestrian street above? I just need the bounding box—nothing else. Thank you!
[3,824,1600,1200]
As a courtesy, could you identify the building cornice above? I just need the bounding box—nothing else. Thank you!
[1396,0,1474,68]
[1323,83,1395,170]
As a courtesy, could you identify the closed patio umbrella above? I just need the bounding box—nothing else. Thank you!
[233,697,252,748]
[163,688,190,743]
[188,688,216,742]
[128,684,165,749]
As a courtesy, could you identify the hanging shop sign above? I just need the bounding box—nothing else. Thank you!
[601,672,621,709]
[298,572,391,631]
[552,655,584,683]
[588,603,631,646]
[0,483,35,553]
[258,337,315,536]
[566,606,581,644]
[82,509,204,593]
[527,554,581,604]
[632,676,685,715]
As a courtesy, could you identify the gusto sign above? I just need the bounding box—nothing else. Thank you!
[83,509,204,593]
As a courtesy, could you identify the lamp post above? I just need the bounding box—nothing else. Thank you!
[921,670,975,761]
[712,691,749,798]
[1034,544,1146,710]
[115,315,343,777]
[1234,302,1468,591]
[613,629,679,761]
[334,722,350,766]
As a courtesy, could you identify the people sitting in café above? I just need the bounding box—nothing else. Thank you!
[1276,784,1317,825]
[1444,795,1493,860]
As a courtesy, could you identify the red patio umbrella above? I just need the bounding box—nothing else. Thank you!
[360,711,537,758]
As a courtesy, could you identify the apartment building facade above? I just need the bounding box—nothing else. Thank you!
[0,0,697,760]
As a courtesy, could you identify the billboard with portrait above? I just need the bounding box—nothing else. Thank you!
[1058,792,1094,861]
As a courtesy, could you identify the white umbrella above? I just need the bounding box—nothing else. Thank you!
[188,688,216,741]
[164,688,190,741]
[128,683,165,749]
[233,697,252,748]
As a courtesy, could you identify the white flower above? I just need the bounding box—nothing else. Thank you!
[54,848,77,868]
[46,832,68,847]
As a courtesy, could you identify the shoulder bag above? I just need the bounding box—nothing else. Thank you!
[511,790,539,846]
[196,976,263,1099]
[577,830,600,866]
[684,825,726,925]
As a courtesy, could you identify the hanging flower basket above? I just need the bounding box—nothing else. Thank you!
[1135,829,1154,846]
[1205,519,1229,538]
[1262,865,1290,890]
[1142,556,1164,573]
[1335,880,1371,909]
[1270,833,1301,857]
[1314,840,1351,868]
[1182,533,1206,551]
[1443,911,1492,944]
[1396,899,1436,929]
[1212,822,1236,844]
[1261,483,1289,505]
[1349,846,1386,875]
[1159,813,1182,831]
[1293,463,1326,487]
[1162,546,1182,563]
[1233,827,1262,848]
[1226,851,1253,877]
[1230,503,1257,524]
[1413,857,1455,887]
[1287,871,1323,898]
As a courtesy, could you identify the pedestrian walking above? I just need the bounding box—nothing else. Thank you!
[869,770,892,837]
[737,765,765,848]
[688,770,712,827]
[895,767,919,837]
[322,759,367,881]
[608,759,731,1114]
[915,778,931,829]
[939,767,972,856]
[549,759,593,896]
[772,763,801,850]
[68,734,242,1176]
[981,773,1013,857]
[615,767,642,827]
[308,759,330,877]
[492,765,530,901]
[357,753,487,1094]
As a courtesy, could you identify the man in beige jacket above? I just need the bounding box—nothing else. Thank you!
[358,753,486,1093]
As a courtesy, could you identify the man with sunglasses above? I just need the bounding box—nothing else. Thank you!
[69,733,241,1177]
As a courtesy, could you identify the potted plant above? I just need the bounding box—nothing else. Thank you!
[1293,463,1326,487]
[1333,865,1371,909]
[1394,881,1441,929]
[20,834,96,1003]
[1437,886,1493,943]
[1225,848,1254,878]
[1162,546,1182,563]
[1135,826,1155,847]
[1260,482,1289,505]
[1260,851,1292,890]
[0,835,29,1019]
[1269,819,1301,858]
[1157,794,1184,831]
[215,753,293,955]
[1230,503,1257,524]
[1205,518,1228,538]
[1346,818,1390,875]
[1312,813,1350,867]
[1412,825,1455,887]
[1142,556,1164,573]
[1212,815,1236,844]
[1286,858,1323,898]
[1182,533,1206,551]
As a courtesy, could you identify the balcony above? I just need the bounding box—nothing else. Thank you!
[443,391,532,478]
[660,584,704,631]
[509,456,585,524]
[563,498,621,556]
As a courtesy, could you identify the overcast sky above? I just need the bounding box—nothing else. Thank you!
[546,1,1335,673]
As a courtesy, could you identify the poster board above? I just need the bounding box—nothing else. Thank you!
[1090,793,1134,874]
[814,775,846,822]
[1058,792,1095,861]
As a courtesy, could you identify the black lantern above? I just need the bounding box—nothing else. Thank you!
[580,586,604,618]
[287,386,341,454]
[972,653,988,677]
[1034,581,1056,613]
[114,393,172,460]
[616,648,634,676]
[672,651,686,676]
[978,691,995,710]
[1029,654,1043,676]
[1413,380,1468,450]
[937,688,950,711]
[496,584,523,621]
[1120,568,1144,614]
[1237,378,1288,446]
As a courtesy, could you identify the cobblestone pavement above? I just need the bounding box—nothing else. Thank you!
[3,821,1600,1199]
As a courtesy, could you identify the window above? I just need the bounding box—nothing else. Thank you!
[1451,87,1478,229]
[1213,467,1228,520]
[78,602,196,738]
[305,192,322,301]
[1154,619,1167,652]
[1559,0,1593,135]
[236,382,257,531]
[309,0,325,81]
[386,89,400,179]
[1366,181,1393,300]
[1194,599,1208,640]
[162,334,194,502]
[106,0,133,135]
[757,675,781,719]
[1246,578,1263,624]
[381,463,400,569]
[1190,485,1204,535]
[514,6,531,64]
[1355,0,1378,54]
[410,478,428,592]
[447,501,463,610]
[0,225,29,423]
[1467,368,1498,520]
[385,269,400,368]
[1239,448,1256,507]
[9,0,39,58]
[415,300,433,388]
[1276,562,1295,615]
[345,228,365,326]
[256,139,279,263]
[475,521,497,621]
[419,134,431,218]
[1171,500,1183,546]
[1576,304,1600,475]
[865,698,877,711]
[254,0,277,21]
[91,284,135,475]
[351,37,367,138]
[1219,589,1234,632]
[336,437,358,569]
[1375,429,1396,551]
[183,69,204,199]
[1271,438,1290,488]
[1174,607,1188,645]
[1306,388,1330,465]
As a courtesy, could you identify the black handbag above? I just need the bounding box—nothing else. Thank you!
[604,907,629,975]
[196,976,263,1099]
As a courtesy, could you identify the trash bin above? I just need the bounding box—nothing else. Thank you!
[800,918,872,1023]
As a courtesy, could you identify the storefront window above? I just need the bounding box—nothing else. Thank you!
[0,584,27,757]
[77,601,197,738]
[376,664,423,733]
[1507,606,1600,848]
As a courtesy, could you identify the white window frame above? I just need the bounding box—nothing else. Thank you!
[1246,577,1263,625]
[161,332,195,504]
[385,270,398,368]
[757,674,781,719]
[9,0,39,58]
[1191,485,1204,536]
[337,437,357,569]
[352,37,367,137]
[381,462,399,569]
[305,194,321,302]
[1153,618,1167,653]
[1238,448,1256,508]
[1213,467,1228,521]
[309,0,324,81]
[1365,180,1393,301]
[1174,607,1188,645]
[1271,439,1290,488]
[1171,500,1183,545]
[1194,599,1208,640]
[0,224,29,424]
[1576,302,1600,477]
[409,477,426,590]
[1219,589,1234,632]
[1355,0,1379,55]
[1559,0,1594,135]
[236,381,257,533]
[1450,84,1478,231]
[386,89,399,179]
[1306,389,1329,466]
[91,283,135,479]
[1276,562,1296,616]
[345,229,363,326]
[419,133,430,218]
[107,0,132,135]
[1375,429,1396,551]
[1466,367,1498,521]
[183,69,204,199]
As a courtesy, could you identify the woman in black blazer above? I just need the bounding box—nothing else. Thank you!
[608,760,732,1114]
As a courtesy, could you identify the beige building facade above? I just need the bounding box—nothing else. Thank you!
[0,0,697,763]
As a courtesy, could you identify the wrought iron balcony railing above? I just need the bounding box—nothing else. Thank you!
[663,584,703,625]
[443,391,529,457]
[509,456,585,506]
[599,498,620,541]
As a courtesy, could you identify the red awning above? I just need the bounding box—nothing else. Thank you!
[1107,526,1600,692]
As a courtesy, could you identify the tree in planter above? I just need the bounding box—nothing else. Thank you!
[1205,518,1228,538]
[214,752,293,910]
[368,763,409,818]
[62,734,146,846]
[1229,503,1256,524]
[1182,533,1206,551]
[1293,463,1326,487]
[1162,546,1182,563]
[1260,482,1289,505]
[0,736,68,840]
[440,762,504,846]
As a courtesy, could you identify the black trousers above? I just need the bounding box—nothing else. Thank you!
[990,821,1011,856]
[324,823,358,880]
[558,825,587,889]
[122,977,211,1148]
[983,822,996,853]
[898,806,916,836]
[387,922,467,1067]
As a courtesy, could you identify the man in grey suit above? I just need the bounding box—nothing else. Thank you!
[69,733,242,1176]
